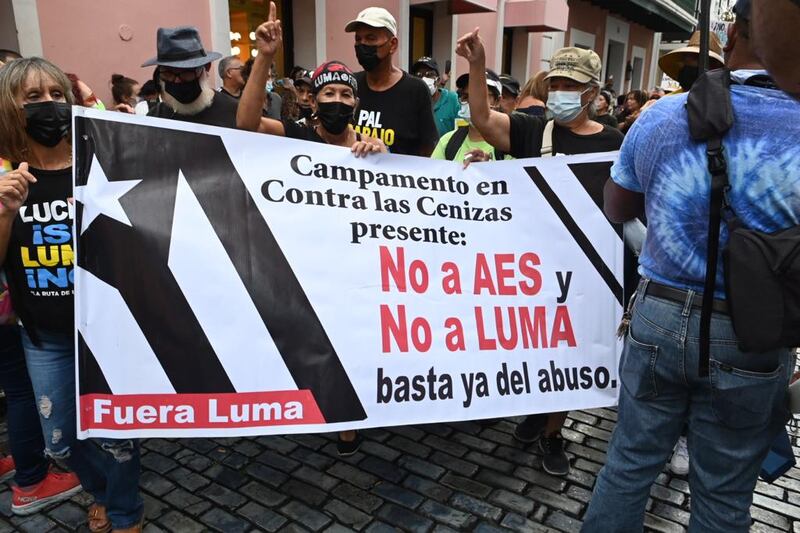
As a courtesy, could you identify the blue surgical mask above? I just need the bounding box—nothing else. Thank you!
[546,88,590,123]
[266,80,274,92]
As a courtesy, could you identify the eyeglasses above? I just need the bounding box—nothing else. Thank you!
[159,67,203,82]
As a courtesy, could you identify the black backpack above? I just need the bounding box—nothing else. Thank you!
[687,69,800,375]
[444,126,505,161]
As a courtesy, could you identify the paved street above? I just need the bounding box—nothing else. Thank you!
[0,411,798,532]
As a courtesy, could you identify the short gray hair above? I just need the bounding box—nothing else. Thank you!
[218,55,237,79]
[586,80,600,118]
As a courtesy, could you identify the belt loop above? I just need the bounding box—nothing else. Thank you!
[681,289,695,317]
[638,278,650,305]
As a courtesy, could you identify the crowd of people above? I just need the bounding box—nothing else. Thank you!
[0,0,798,531]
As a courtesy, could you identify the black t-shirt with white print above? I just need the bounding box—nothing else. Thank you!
[353,71,438,156]
[4,166,74,337]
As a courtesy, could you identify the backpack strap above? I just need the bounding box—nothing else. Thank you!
[687,69,734,377]
[445,126,470,161]
[540,120,555,157]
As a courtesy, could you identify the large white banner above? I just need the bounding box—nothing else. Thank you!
[72,107,624,438]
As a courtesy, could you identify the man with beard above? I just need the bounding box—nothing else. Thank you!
[144,26,238,128]
[345,7,438,156]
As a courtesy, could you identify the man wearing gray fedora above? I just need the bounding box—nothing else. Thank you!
[143,26,238,128]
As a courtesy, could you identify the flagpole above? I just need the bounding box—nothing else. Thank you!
[698,0,712,74]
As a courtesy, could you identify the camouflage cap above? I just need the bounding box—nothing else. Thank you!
[545,47,602,85]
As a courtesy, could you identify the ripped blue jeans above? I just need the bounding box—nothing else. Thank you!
[22,328,143,529]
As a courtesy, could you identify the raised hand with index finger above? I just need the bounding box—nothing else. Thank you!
[254,1,283,58]
[455,28,485,66]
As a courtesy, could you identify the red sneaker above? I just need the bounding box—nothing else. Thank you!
[0,455,15,483]
[12,470,82,515]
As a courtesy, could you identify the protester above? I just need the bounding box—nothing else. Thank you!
[134,78,159,115]
[498,74,519,113]
[218,55,245,99]
[265,63,283,120]
[603,75,616,100]
[238,2,382,155]
[0,49,21,64]
[274,77,300,121]
[431,69,509,165]
[658,30,724,93]
[346,7,438,156]
[515,71,548,116]
[294,72,314,121]
[582,2,799,529]
[412,56,459,138]
[649,86,665,100]
[750,0,800,97]
[455,30,622,475]
[594,90,618,128]
[618,89,647,134]
[110,73,139,113]
[144,26,238,128]
[0,55,78,512]
[0,56,144,532]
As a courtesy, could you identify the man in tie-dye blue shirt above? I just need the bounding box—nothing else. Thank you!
[582,5,800,528]
[611,72,800,298]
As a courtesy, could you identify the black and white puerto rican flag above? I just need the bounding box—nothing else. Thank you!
[74,110,366,435]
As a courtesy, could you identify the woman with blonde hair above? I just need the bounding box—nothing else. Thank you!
[515,70,548,116]
[0,57,143,533]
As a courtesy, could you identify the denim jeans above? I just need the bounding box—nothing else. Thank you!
[0,326,48,487]
[21,328,143,529]
[582,280,792,533]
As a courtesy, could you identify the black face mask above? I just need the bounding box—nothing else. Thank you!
[677,65,700,91]
[316,101,354,134]
[24,101,71,147]
[164,79,203,104]
[355,43,383,72]
[298,106,313,120]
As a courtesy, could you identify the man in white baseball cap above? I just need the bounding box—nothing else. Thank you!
[344,7,438,157]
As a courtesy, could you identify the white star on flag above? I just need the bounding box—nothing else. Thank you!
[75,154,142,235]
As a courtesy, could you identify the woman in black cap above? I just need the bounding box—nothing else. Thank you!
[237,3,385,158]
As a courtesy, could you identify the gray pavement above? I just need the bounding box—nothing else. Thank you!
[0,411,797,532]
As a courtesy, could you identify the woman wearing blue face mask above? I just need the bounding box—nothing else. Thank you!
[455,30,624,478]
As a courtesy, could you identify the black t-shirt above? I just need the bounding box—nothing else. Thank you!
[4,167,74,337]
[594,113,619,129]
[353,71,438,156]
[509,113,624,158]
[148,92,238,129]
[282,119,325,143]
[218,87,241,100]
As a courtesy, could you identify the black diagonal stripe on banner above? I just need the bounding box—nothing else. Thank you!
[78,332,111,396]
[567,162,621,239]
[568,162,644,303]
[76,117,235,394]
[525,166,623,307]
[177,133,367,424]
